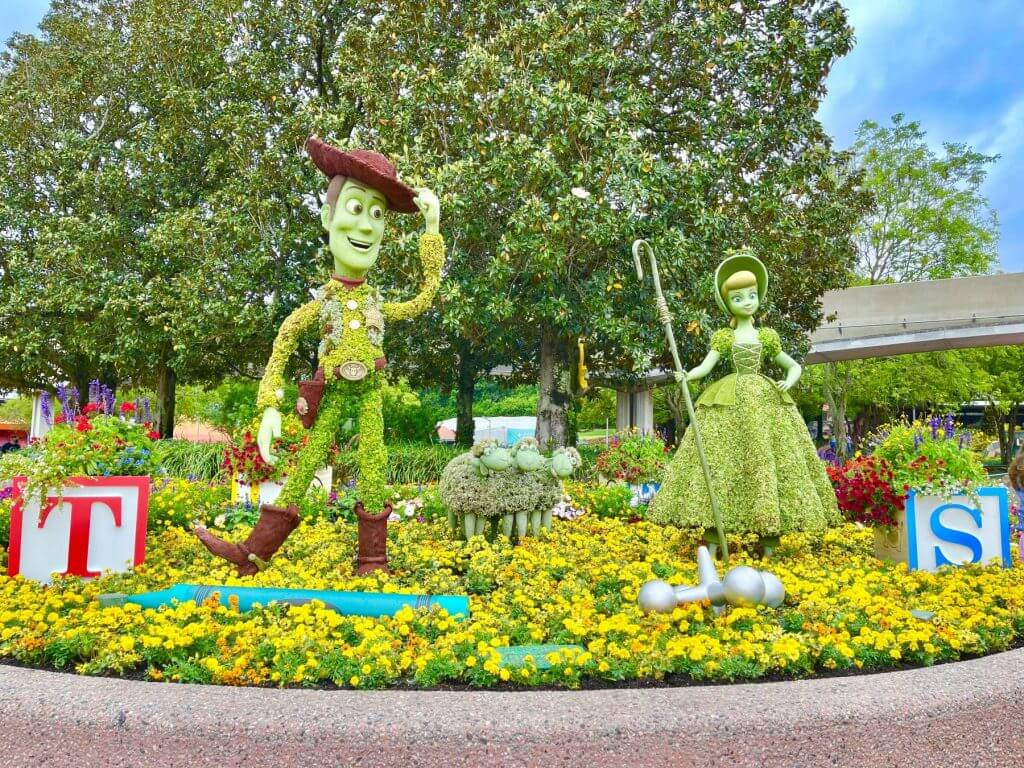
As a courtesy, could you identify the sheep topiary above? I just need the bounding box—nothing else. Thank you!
[439,439,581,540]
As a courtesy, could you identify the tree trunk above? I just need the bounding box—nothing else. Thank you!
[157,358,176,439]
[822,362,851,459]
[455,345,476,448]
[988,402,1006,462]
[664,384,687,447]
[536,326,573,449]
[1002,402,1020,465]
[72,367,93,412]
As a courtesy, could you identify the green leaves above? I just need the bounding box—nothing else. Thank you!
[851,113,999,284]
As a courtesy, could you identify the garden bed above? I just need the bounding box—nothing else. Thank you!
[1,516,1022,689]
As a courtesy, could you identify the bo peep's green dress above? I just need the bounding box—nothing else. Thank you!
[647,327,840,535]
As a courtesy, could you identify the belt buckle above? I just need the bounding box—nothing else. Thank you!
[338,361,368,381]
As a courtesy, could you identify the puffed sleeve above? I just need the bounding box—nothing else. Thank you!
[759,328,782,358]
[710,328,734,355]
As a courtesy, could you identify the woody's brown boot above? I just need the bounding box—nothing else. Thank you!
[194,503,300,576]
[354,501,391,575]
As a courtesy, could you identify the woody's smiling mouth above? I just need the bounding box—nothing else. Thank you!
[347,237,372,251]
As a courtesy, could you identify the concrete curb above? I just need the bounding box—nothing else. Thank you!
[1,648,1022,767]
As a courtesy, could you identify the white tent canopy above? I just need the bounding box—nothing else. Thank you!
[436,416,536,446]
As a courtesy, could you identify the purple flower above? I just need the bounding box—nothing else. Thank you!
[69,386,80,417]
[944,414,955,439]
[56,384,70,418]
[914,430,923,450]
[929,416,939,440]
[102,385,115,416]
[88,379,100,404]
[0,485,12,501]
[142,398,152,423]
[40,391,53,426]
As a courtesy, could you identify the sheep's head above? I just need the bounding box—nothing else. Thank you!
[512,437,545,473]
[470,439,513,475]
[550,447,582,478]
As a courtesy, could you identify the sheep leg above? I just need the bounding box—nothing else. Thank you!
[448,507,458,535]
[515,511,528,538]
[500,514,514,539]
[464,513,478,540]
[475,515,487,536]
[529,510,542,536]
[541,508,553,531]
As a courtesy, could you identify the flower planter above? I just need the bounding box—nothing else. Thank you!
[231,466,333,507]
[872,513,909,565]
[7,475,150,584]
[873,488,1010,572]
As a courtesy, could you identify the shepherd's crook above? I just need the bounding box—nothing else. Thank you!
[632,239,728,559]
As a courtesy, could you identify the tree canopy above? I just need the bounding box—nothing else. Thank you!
[809,113,1002,453]
[850,113,999,284]
[1,0,870,445]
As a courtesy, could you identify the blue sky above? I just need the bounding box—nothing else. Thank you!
[819,0,1024,272]
[3,0,1023,272]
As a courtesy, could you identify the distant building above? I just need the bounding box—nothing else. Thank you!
[172,420,231,443]
[0,420,28,445]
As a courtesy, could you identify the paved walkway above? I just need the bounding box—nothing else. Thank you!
[1,648,1021,767]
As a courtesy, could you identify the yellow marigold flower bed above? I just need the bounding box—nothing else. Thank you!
[1,518,1022,688]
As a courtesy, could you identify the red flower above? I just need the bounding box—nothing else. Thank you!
[75,416,92,433]
[82,402,100,416]
[147,430,160,440]
[120,402,137,415]
[54,414,65,424]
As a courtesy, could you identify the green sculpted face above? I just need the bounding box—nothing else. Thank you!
[321,179,389,278]
[726,286,759,319]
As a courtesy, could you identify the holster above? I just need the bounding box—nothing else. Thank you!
[297,358,388,429]
[297,367,325,429]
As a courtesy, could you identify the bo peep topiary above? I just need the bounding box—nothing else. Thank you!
[440,439,581,540]
[646,250,841,550]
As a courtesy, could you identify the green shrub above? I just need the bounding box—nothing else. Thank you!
[0,496,11,549]
[154,440,226,481]
[382,379,445,442]
[573,443,603,481]
[334,442,460,485]
[473,384,538,417]
[0,452,36,484]
[870,417,987,498]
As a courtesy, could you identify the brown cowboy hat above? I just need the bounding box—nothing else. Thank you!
[305,136,419,214]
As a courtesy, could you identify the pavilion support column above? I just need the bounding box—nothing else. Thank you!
[615,387,654,434]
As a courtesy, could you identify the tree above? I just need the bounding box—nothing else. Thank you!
[1,0,870,450]
[815,114,1000,455]
[341,0,869,447]
[799,351,978,447]
[971,347,1024,464]
[0,0,360,435]
[851,114,999,283]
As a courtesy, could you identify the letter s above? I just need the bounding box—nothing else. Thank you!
[929,503,983,566]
